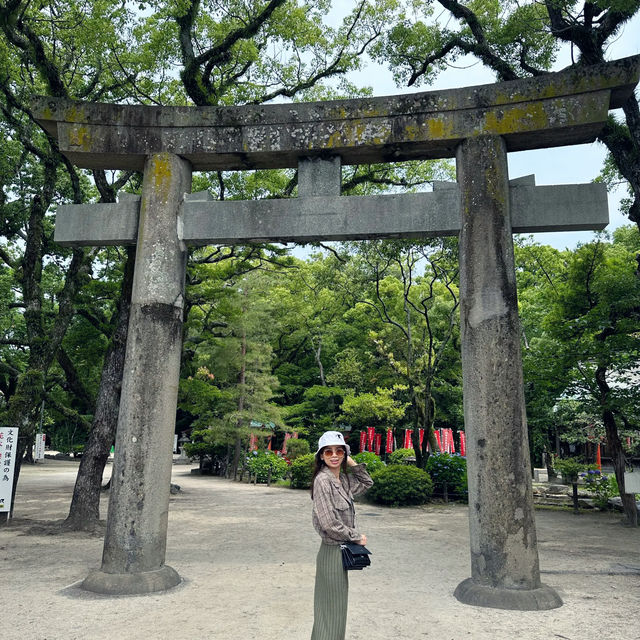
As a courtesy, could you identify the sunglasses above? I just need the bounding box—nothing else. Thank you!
[322,447,345,457]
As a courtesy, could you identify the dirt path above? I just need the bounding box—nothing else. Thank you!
[2,459,638,640]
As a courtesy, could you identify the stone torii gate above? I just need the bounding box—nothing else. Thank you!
[34,55,639,609]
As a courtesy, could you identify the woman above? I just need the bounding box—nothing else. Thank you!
[311,431,373,640]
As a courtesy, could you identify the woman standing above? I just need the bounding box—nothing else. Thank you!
[311,431,373,640]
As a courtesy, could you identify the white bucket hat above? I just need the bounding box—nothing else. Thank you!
[316,430,350,457]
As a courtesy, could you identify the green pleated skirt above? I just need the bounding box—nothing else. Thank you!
[311,542,349,640]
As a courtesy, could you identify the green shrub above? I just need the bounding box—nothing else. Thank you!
[369,465,433,506]
[455,468,468,503]
[285,438,310,460]
[554,457,587,484]
[579,468,619,509]
[425,453,467,501]
[246,450,289,483]
[290,453,315,489]
[183,429,228,474]
[387,448,416,465]
[353,451,386,474]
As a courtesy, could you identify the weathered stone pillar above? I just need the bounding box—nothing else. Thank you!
[454,136,561,610]
[82,152,191,595]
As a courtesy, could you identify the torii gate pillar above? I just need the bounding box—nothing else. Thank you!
[455,136,559,609]
[83,153,191,594]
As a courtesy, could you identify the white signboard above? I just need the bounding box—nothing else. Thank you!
[624,470,640,494]
[34,433,46,460]
[0,427,19,513]
[174,434,178,454]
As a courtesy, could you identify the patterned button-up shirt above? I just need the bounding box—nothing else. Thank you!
[312,464,373,545]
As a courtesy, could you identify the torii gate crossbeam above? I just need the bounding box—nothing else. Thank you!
[33,55,640,610]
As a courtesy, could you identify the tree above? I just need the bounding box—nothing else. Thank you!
[341,385,409,438]
[372,0,640,232]
[522,228,640,525]
[181,264,284,478]
[334,239,462,467]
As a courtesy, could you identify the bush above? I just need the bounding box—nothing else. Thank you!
[368,465,433,506]
[183,429,228,474]
[352,451,386,475]
[579,468,619,509]
[425,453,467,501]
[290,453,315,489]
[554,457,587,484]
[387,448,416,465]
[285,438,310,460]
[246,450,289,483]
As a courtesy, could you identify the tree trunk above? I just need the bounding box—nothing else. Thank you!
[571,482,580,514]
[232,324,247,480]
[64,249,134,530]
[603,408,638,527]
[596,365,637,527]
[311,336,326,386]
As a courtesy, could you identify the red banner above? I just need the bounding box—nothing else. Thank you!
[449,429,456,453]
[282,433,292,454]
[403,429,412,450]
[419,428,424,448]
[367,426,375,451]
[385,429,393,453]
[374,433,382,455]
[249,434,258,451]
[459,431,466,457]
[443,429,452,453]
[434,430,442,452]
[359,430,367,453]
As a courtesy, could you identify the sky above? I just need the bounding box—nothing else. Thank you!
[333,7,640,251]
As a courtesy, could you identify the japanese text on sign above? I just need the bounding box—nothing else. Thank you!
[0,427,19,512]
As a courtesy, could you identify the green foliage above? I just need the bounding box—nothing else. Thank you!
[183,428,230,473]
[341,386,408,428]
[246,450,289,484]
[517,231,640,484]
[352,451,386,475]
[553,457,588,484]
[285,437,310,460]
[289,453,315,489]
[368,465,433,506]
[579,469,619,509]
[387,448,416,465]
[425,453,467,500]
[49,421,88,455]
[284,385,345,445]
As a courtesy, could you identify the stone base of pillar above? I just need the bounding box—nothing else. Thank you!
[454,578,562,611]
[81,565,181,595]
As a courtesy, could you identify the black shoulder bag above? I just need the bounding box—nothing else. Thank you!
[340,543,372,570]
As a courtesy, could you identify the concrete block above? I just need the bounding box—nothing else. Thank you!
[298,156,341,196]
[54,200,139,246]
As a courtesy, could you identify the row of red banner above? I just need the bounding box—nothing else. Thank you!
[359,428,466,456]
[248,432,298,454]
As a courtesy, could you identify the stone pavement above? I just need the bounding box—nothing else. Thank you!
[2,459,638,640]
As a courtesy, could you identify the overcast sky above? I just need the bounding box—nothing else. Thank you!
[342,9,640,250]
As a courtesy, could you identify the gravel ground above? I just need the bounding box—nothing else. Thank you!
[1,458,638,640]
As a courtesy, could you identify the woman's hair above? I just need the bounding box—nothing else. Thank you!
[310,446,347,499]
